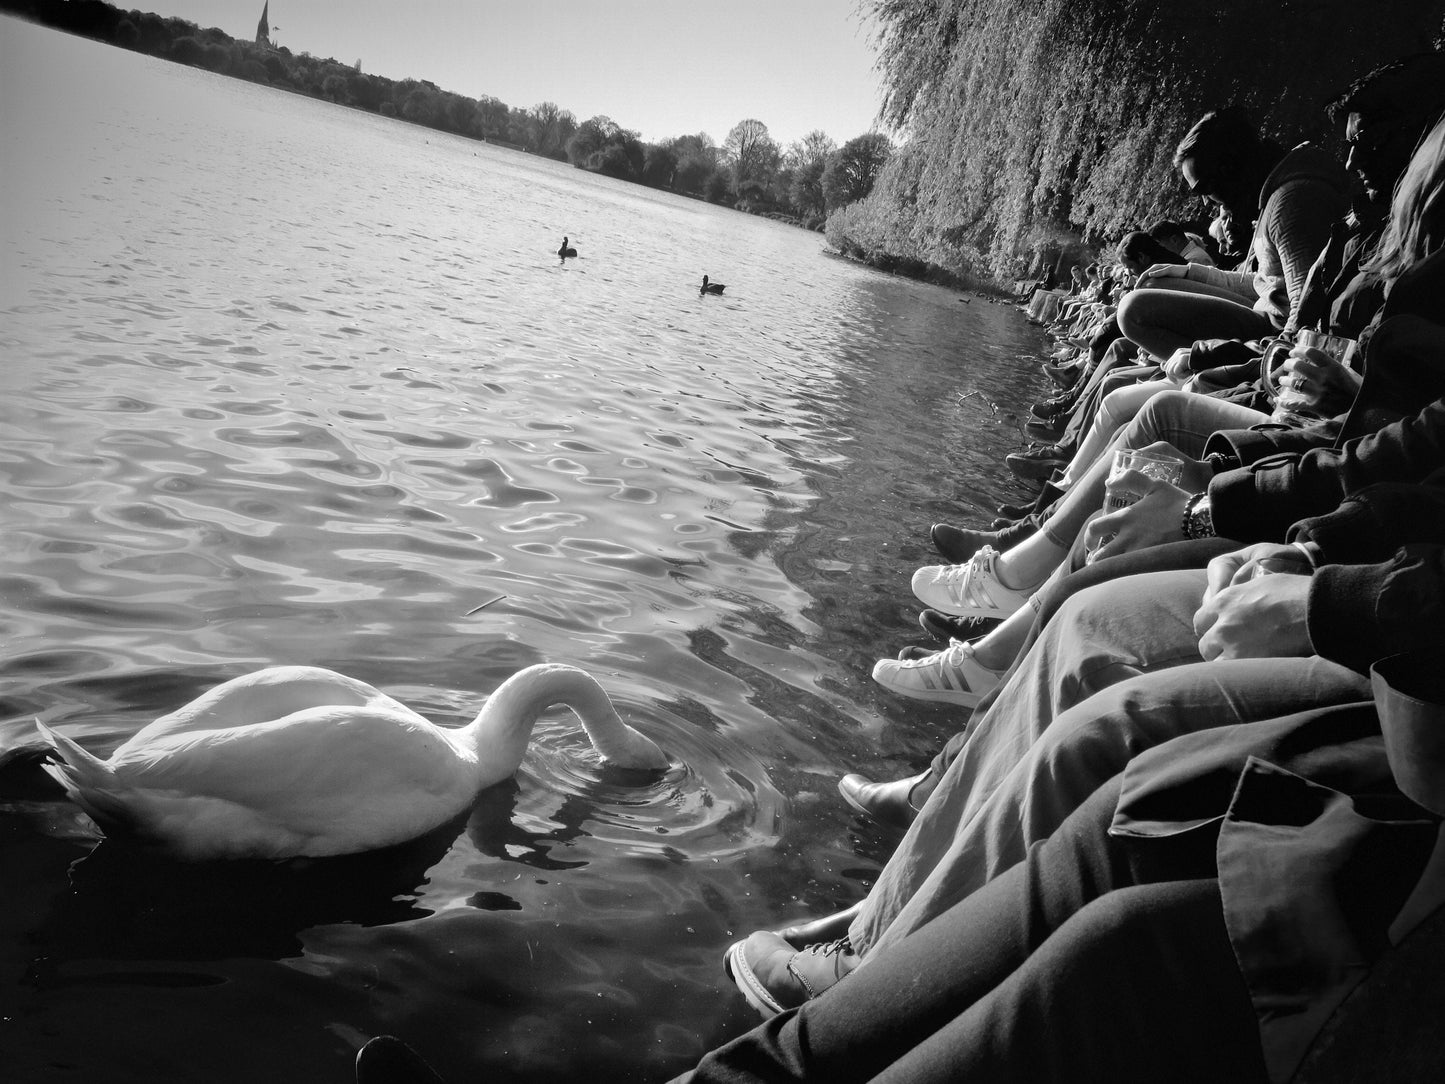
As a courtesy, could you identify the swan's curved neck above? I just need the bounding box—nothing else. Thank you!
[459,664,665,781]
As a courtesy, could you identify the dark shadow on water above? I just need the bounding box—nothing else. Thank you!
[26,812,470,975]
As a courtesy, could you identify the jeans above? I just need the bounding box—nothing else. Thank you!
[682,778,1269,1084]
[1118,285,1276,359]
[848,569,1371,956]
[1041,389,1272,551]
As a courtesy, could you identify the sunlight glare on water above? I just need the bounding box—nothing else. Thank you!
[0,17,1051,1082]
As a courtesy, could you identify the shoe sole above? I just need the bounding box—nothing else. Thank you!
[871,677,982,707]
[724,940,787,1019]
[910,572,1027,619]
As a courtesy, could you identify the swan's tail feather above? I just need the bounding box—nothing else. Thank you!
[34,720,140,834]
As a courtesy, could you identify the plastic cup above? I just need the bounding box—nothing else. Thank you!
[1296,328,1358,366]
[1249,555,1311,579]
[1269,329,1359,426]
[1104,449,1183,511]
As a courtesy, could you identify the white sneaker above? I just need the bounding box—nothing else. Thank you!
[871,639,1005,706]
[911,546,1032,618]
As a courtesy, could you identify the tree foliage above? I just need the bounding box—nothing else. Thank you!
[722,119,781,188]
[822,133,891,209]
[848,0,1445,279]
[790,157,829,219]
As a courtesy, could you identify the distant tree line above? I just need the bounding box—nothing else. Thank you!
[2,0,892,229]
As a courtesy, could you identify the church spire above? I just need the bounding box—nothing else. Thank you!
[256,3,271,47]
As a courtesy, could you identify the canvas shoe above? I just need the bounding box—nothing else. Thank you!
[871,638,1005,707]
[911,546,1032,618]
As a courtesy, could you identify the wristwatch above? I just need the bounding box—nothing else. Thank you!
[1182,492,1215,539]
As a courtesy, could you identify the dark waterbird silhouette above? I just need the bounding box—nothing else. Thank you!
[700,275,726,295]
[558,236,578,260]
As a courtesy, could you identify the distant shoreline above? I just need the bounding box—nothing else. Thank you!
[0,1,875,238]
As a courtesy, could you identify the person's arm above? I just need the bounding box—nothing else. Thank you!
[1194,477,1445,670]
[1287,470,1445,563]
[1145,261,1253,299]
[1209,397,1445,542]
[1263,178,1344,328]
[1306,546,1445,672]
[1202,421,1341,466]
[1195,544,1445,673]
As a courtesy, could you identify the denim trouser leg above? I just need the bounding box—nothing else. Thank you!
[1060,380,1174,485]
[1043,390,1272,552]
[684,779,1269,1084]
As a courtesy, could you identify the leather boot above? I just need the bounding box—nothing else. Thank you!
[837,770,929,830]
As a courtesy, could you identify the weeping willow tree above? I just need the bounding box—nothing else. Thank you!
[833,0,1445,282]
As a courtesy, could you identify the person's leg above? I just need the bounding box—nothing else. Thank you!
[690,781,1265,1084]
[858,655,1372,957]
[913,538,1236,792]
[1124,387,1269,456]
[865,882,1263,1084]
[1000,389,1272,582]
[855,569,1209,949]
[1117,288,1275,360]
[1059,381,1177,486]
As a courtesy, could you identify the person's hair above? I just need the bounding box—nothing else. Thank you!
[1117,231,1186,268]
[1326,53,1445,126]
[1146,219,1186,243]
[1361,110,1445,282]
[1173,105,1259,168]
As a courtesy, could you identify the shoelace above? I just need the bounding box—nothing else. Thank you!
[933,546,1011,612]
[936,545,993,585]
[800,936,853,959]
[789,936,855,998]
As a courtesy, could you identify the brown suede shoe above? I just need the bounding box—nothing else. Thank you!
[724,932,858,1017]
[838,771,927,830]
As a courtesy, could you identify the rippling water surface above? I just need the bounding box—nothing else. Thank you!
[1,19,1052,1082]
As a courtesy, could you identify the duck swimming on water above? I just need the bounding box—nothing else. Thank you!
[701,275,726,295]
[36,663,669,861]
[558,236,578,260]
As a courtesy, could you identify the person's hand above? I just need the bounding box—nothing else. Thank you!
[1194,574,1313,660]
[1281,345,1363,417]
[1082,473,1193,562]
[1137,263,1189,287]
[1203,542,1312,604]
[1162,348,1193,382]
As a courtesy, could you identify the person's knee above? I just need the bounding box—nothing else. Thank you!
[1124,390,1191,446]
[1115,289,1158,341]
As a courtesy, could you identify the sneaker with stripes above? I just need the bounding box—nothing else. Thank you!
[911,545,1033,618]
[871,638,1005,706]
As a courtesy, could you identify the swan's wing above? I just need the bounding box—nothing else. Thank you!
[121,667,427,749]
[112,707,473,848]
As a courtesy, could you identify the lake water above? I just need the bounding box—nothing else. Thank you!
[0,18,1051,1082]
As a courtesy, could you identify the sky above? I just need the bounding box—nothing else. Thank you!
[139,1,888,148]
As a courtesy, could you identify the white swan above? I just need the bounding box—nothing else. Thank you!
[35,663,668,861]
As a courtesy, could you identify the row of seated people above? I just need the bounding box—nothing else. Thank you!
[674,53,1445,1083]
